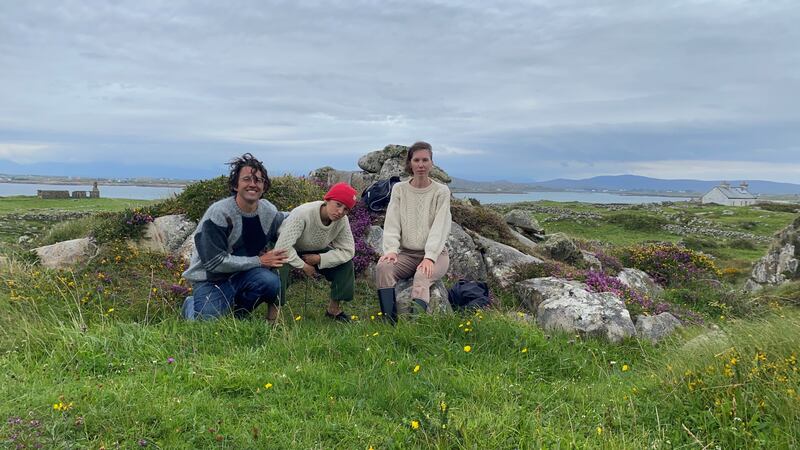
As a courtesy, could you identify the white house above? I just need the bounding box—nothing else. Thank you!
[701,181,757,206]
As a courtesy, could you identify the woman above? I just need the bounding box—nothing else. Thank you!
[376,141,452,320]
[274,182,357,322]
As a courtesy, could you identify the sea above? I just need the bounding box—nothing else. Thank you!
[1,183,692,204]
[453,191,692,204]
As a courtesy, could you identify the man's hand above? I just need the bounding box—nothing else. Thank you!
[301,253,321,267]
[416,258,434,278]
[302,263,317,278]
[379,252,398,264]
[260,249,288,268]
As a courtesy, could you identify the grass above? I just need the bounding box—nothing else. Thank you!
[1,195,799,448]
[1,270,798,448]
[0,196,155,214]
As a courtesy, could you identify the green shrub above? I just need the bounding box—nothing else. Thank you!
[727,238,757,250]
[681,236,719,251]
[169,176,230,222]
[166,175,326,222]
[756,202,800,213]
[662,281,757,318]
[620,243,721,287]
[451,200,517,247]
[264,175,326,211]
[91,209,154,244]
[38,216,99,245]
[738,220,758,230]
[606,212,667,231]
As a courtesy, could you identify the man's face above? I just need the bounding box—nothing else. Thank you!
[235,166,265,203]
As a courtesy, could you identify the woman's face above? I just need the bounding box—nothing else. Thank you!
[409,149,433,177]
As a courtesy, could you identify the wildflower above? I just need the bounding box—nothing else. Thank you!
[351,315,358,321]
[294,315,302,321]
[622,364,629,372]
[264,383,273,390]
[53,401,74,412]
[521,347,528,353]
[411,420,420,430]
[370,315,375,320]
[151,288,158,294]
[107,308,114,313]
[167,357,175,364]
[413,365,420,373]
[372,332,379,337]
[596,426,603,435]
[463,345,472,353]
[440,400,448,412]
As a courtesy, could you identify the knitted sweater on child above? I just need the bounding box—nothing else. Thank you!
[274,200,355,269]
[382,180,452,261]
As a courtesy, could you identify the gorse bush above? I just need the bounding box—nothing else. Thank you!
[620,243,721,287]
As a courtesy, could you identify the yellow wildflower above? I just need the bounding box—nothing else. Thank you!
[622,364,629,372]
[264,383,273,390]
[411,420,420,430]
[413,365,420,373]
[596,426,603,435]
[521,347,528,353]
[463,345,472,353]
[294,315,302,321]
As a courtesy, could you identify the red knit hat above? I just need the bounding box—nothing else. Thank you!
[324,182,358,209]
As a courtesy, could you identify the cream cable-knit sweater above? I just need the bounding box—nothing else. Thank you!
[382,180,452,261]
[274,201,355,269]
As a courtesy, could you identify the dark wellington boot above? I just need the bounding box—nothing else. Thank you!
[377,288,397,325]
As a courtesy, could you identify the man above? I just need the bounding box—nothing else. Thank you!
[181,153,288,321]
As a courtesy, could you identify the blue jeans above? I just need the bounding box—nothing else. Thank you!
[182,267,281,320]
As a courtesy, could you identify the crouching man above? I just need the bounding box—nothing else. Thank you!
[181,153,288,321]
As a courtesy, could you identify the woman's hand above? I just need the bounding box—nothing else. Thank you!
[379,252,398,264]
[416,258,434,278]
[260,249,288,268]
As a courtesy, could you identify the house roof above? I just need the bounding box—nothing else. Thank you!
[713,186,756,199]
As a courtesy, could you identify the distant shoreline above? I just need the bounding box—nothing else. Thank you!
[452,189,699,199]
[0,180,187,188]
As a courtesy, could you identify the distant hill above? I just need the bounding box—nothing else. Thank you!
[451,175,800,195]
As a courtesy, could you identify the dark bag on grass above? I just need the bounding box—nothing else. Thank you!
[448,279,491,311]
[362,176,401,212]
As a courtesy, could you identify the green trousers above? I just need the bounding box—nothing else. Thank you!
[277,250,354,305]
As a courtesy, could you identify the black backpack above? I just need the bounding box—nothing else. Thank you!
[362,176,401,212]
[448,279,491,311]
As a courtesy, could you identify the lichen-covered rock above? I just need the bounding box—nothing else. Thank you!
[617,268,663,299]
[358,145,409,173]
[446,223,488,281]
[395,278,451,315]
[745,216,800,291]
[366,226,383,254]
[634,313,682,344]
[518,277,636,343]
[177,234,195,265]
[581,250,603,271]
[541,232,583,264]
[141,214,197,253]
[34,238,98,269]
[504,209,543,233]
[474,235,542,288]
[378,158,406,180]
[508,228,538,250]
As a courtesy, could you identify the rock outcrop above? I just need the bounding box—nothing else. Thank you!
[311,144,452,192]
[617,268,663,299]
[446,223,489,281]
[33,238,98,269]
[474,235,542,288]
[395,278,451,315]
[745,216,800,291]
[515,277,636,343]
[140,214,197,254]
[541,232,583,264]
[634,313,682,344]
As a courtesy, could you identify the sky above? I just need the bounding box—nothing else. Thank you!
[1,0,799,183]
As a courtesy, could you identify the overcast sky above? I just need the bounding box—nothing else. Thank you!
[1,0,798,182]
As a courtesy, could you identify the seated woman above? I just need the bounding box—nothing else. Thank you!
[274,182,357,322]
[375,141,452,320]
